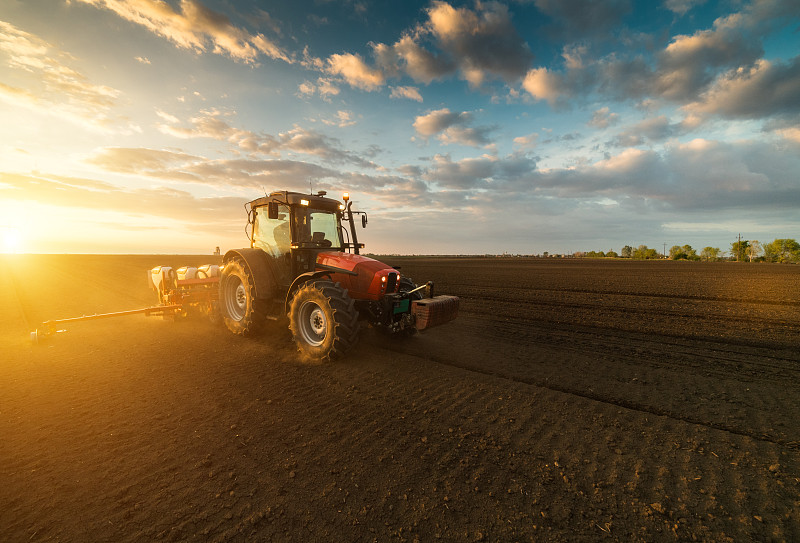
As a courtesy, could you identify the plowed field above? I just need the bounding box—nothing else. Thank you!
[2,255,798,542]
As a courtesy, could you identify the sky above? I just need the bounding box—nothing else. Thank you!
[1,0,799,255]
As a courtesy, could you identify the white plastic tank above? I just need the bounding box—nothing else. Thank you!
[176,267,198,280]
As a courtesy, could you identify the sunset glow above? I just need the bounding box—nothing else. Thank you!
[1,227,21,253]
[1,1,798,254]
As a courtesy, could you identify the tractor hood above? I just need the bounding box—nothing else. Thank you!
[316,251,398,300]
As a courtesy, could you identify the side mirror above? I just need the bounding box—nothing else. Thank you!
[361,214,368,228]
[268,202,279,220]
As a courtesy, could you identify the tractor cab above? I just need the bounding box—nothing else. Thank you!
[247,191,363,289]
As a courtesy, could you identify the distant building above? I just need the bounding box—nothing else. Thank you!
[213,246,221,256]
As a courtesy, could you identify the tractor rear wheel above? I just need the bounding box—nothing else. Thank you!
[288,280,360,361]
[220,258,265,336]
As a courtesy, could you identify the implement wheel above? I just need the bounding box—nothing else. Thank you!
[388,276,422,338]
[289,280,360,361]
[220,259,265,336]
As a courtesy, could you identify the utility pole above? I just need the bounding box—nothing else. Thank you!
[737,233,742,262]
[663,242,667,259]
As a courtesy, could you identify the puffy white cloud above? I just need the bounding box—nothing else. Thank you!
[74,0,291,63]
[326,53,385,90]
[413,108,494,147]
[370,1,533,89]
[424,1,533,84]
[413,108,464,137]
[521,67,566,106]
[374,36,454,84]
[521,0,799,112]
[683,57,800,119]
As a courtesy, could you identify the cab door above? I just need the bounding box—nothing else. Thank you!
[252,204,292,288]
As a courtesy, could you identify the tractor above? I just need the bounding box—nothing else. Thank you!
[30,190,459,359]
[218,190,459,360]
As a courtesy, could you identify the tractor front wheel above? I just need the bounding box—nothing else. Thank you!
[289,280,359,361]
[220,259,265,336]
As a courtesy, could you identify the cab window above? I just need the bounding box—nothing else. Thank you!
[253,204,291,257]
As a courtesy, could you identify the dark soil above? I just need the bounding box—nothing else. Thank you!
[2,255,798,542]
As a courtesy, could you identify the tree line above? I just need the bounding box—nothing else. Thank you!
[578,238,800,262]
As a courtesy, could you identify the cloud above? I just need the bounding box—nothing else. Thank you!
[423,1,533,85]
[534,0,632,38]
[664,0,707,16]
[531,138,800,211]
[156,110,377,167]
[297,77,340,101]
[134,55,151,64]
[413,108,494,147]
[85,146,343,189]
[74,0,291,64]
[513,133,539,152]
[521,67,567,106]
[682,56,800,120]
[611,115,681,146]
[389,85,423,102]
[521,0,799,110]
[369,1,533,90]
[321,110,357,128]
[588,107,619,129]
[326,53,385,90]
[0,20,129,131]
[417,152,537,190]
[374,36,455,84]
[654,15,764,100]
[413,108,464,137]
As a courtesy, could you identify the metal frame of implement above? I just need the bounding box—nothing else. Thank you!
[30,275,220,343]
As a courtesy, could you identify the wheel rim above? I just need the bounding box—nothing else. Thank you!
[298,300,327,347]
[223,276,246,321]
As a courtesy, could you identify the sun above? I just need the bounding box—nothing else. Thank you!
[2,227,23,254]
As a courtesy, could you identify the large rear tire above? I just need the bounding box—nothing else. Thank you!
[288,280,360,361]
[220,259,265,336]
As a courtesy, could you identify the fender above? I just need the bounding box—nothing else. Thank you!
[284,271,331,313]
[223,248,276,300]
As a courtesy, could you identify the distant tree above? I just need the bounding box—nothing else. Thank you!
[633,245,658,259]
[670,244,698,260]
[700,247,721,261]
[584,251,605,258]
[746,240,762,262]
[730,239,750,262]
[764,238,800,263]
[621,245,633,258]
[606,250,618,258]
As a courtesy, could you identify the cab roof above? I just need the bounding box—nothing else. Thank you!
[248,191,343,213]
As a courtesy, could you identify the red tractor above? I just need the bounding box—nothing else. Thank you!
[218,190,459,360]
[31,191,458,360]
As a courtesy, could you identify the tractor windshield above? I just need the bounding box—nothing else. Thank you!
[295,209,343,249]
